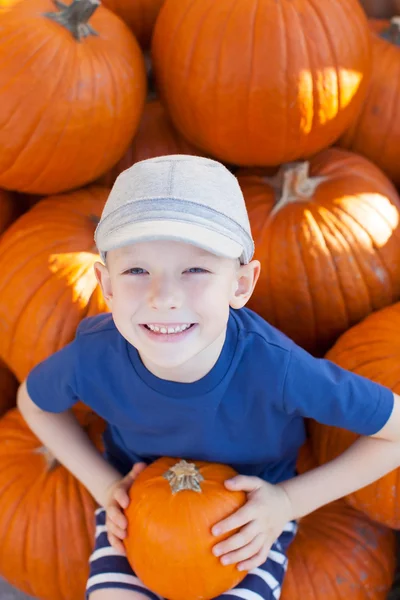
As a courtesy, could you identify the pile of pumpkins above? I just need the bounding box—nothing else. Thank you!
[0,0,399,598]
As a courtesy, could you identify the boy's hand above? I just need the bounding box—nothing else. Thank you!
[211,475,294,572]
[104,462,147,554]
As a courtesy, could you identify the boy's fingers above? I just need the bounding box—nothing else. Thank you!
[107,505,128,529]
[114,487,130,509]
[108,532,127,555]
[107,519,127,540]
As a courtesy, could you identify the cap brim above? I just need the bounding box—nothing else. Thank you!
[97,220,244,262]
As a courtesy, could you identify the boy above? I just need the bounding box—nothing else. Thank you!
[18,155,400,600]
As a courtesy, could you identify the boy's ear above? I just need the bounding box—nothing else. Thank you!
[230,260,261,309]
[94,261,113,306]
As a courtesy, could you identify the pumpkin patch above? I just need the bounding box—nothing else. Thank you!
[0,0,400,597]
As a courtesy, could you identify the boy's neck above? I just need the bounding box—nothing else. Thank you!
[138,328,227,384]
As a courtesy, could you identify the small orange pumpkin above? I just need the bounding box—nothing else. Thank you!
[125,458,247,600]
[282,499,396,599]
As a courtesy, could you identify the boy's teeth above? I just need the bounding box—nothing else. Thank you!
[147,324,191,334]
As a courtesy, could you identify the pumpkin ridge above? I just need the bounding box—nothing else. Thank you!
[1,35,71,183]
[10,255,94,368]
[244,0,260,157]
[307,0,341,125]
[306,206,349,340]
[0,240,64,357]
[0,34,59,173]
[291,208,319,343]
[331,201,395,298]
[319,205,376,293]
[24,40,80,190]
[201,0,235,153]
[297,7,317,157]
[89,40,126,180]
[159,0,198,106]
[35,258,99,351]
[379,44,400,160]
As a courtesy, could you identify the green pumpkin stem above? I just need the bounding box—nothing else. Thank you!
[163,460,204,494]
[44,0,100,42]
[380,17,400,46]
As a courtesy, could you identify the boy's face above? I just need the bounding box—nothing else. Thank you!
[95,240,260,381]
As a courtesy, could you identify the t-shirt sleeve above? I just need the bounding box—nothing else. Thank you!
[282,345,394,435]
[26,340,79,413]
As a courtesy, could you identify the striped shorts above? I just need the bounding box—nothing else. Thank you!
[86,508,297,600]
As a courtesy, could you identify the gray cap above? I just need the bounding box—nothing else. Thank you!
[94,155,254,264]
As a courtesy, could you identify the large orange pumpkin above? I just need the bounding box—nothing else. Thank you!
[152,0,371,167]
[98,99,202,188]
[101,0,165,48]
[0,359,18,417]
[0,186,109,381]
[340,18,400,187]
[0,0,146,194]
[238,148,400,355]
[282,499,395,599]
[125,458,247,600]
[309,301,400,528]
[0,405,105,600]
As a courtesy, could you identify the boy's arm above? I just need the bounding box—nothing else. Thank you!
[17,380,122,507]
[278,392,400,520]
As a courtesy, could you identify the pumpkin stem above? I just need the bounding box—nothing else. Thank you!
[34,446,59,471]
[163,460,204,494]
[268,162,327,218]
[44,0,100,42]
[380,17,400,45]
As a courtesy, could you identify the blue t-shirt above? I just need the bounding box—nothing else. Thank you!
[26,308,394,484]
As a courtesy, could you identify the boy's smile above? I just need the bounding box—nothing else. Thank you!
[94,240,260,383]
[139,322,197,342]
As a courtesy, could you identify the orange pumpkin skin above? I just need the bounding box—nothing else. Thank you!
[282,500,395,599]
[310,302,400,528]
[239,148,400,355]
[0,0,146,195]
[125,458,247,600]
[101,0,165,48]
[0,406,105,600]
[0,186,109,381]
[340,19,400,187]
[98,99,202,188]
[0,359,18,417]
[152,0,371,167]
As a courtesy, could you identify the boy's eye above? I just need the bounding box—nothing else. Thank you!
[185,267,208,274]
[126,268,147,275]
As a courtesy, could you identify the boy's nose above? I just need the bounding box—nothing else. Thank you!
[148,279,182,310]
